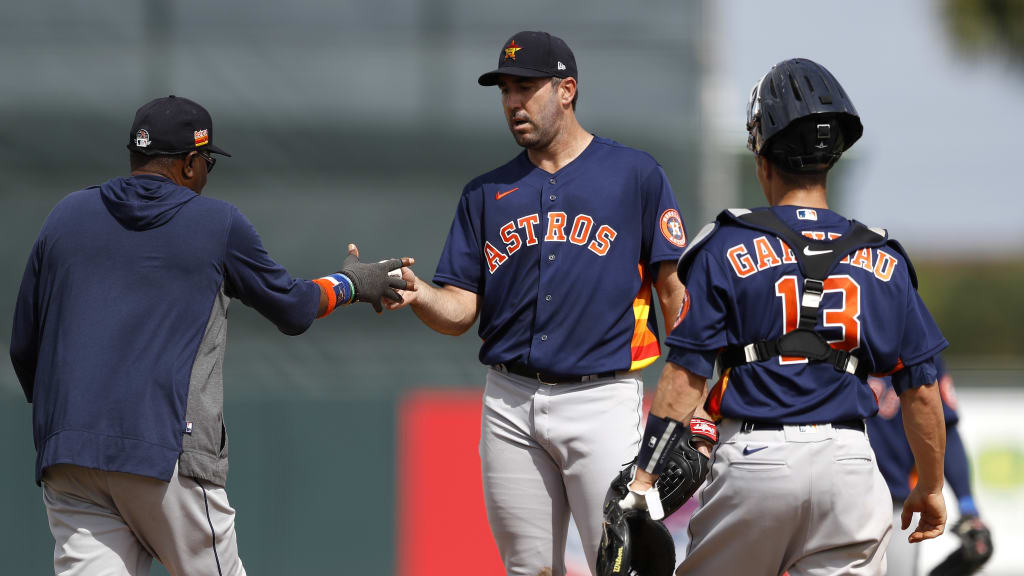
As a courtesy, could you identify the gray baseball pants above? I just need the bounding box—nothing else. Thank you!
[677,419,893,576]
[42,462,246,576]
[480,367,644,576]
[884,502,920,576]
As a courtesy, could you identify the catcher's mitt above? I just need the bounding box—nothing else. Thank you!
[928,515,993,576]
[656,418,716,517]
[596,467,676,576]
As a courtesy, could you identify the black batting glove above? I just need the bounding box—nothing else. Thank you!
[340,254,408,313]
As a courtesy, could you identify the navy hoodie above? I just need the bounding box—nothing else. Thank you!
[10,175,320,485]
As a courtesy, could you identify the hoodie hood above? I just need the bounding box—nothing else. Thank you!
[100,175,198,231]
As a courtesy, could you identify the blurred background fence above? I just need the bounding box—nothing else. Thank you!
[2,1,1021,574]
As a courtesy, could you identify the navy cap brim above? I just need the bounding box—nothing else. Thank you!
[126,142,232,157]
[478,67,557,86]
[205,143,231,157]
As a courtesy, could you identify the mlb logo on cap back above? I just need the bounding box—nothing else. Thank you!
[135,129,151,149]
[478,31,578,86]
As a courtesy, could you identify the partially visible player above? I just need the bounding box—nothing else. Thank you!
[609,58,949,576]
[868,357,994,575]
[388,31,688,576]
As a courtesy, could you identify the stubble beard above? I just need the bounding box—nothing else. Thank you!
[510,113,559,151]
[513,125,554,150]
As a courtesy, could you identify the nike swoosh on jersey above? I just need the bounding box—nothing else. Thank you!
[495,187,519,200]
[742,445,768,456]
[803,246,833,256]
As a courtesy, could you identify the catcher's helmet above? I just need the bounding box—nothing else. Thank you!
[746,58,862,173]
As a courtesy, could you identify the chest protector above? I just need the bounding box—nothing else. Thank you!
[677,208,918,380]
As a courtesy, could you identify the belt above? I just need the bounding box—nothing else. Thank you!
[740,419,865,433]
[494,362,619,384]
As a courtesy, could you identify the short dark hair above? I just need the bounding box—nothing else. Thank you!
[772,160,830,188]
[551,77,578,110]
[130,150,185,173]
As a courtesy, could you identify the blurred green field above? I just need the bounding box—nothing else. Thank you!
[916,259,1024,365]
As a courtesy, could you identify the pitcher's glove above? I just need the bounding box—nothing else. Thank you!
[928,515,993,576]
[596,467,675,576]
[340,253,406,312]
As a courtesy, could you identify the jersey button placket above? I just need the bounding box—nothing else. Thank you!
[546,175,558,265]
[534,176,558,365]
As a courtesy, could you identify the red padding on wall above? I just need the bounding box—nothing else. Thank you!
[397,389,505,576]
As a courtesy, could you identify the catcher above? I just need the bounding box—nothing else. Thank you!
[598,57,949,576]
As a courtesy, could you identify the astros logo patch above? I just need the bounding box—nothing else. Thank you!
[660,209,686,248]
[503,40,523,61]
[194,129,209,147]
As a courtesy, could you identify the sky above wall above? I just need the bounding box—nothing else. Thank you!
[711,0,1023,256]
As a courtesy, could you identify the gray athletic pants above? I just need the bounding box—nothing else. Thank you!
[42,463,246,576]
[480,367,644,576]
[677,419,893,576]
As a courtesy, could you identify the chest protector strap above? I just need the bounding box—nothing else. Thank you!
[717,209,889,379]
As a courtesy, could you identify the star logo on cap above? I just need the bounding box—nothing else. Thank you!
[503,40,523,61]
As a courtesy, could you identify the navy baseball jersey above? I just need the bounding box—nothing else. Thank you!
[666,206,948,423]
[434,136,687,375]
[868,357,976,505]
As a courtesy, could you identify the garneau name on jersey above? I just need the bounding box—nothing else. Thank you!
[725,231,899,282]
[485,211,618,273]
[666,206,948,424]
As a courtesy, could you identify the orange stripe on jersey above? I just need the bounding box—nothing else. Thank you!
[705,367,730,421]
[629,263,661,371]
[872,358,906,378]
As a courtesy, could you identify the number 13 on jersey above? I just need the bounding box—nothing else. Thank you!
[775,275,861,364]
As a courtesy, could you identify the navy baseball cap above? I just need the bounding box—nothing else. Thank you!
[478,31,578,86]
[126,95,231,157]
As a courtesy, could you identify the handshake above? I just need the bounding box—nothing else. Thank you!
[324,243,417,314]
